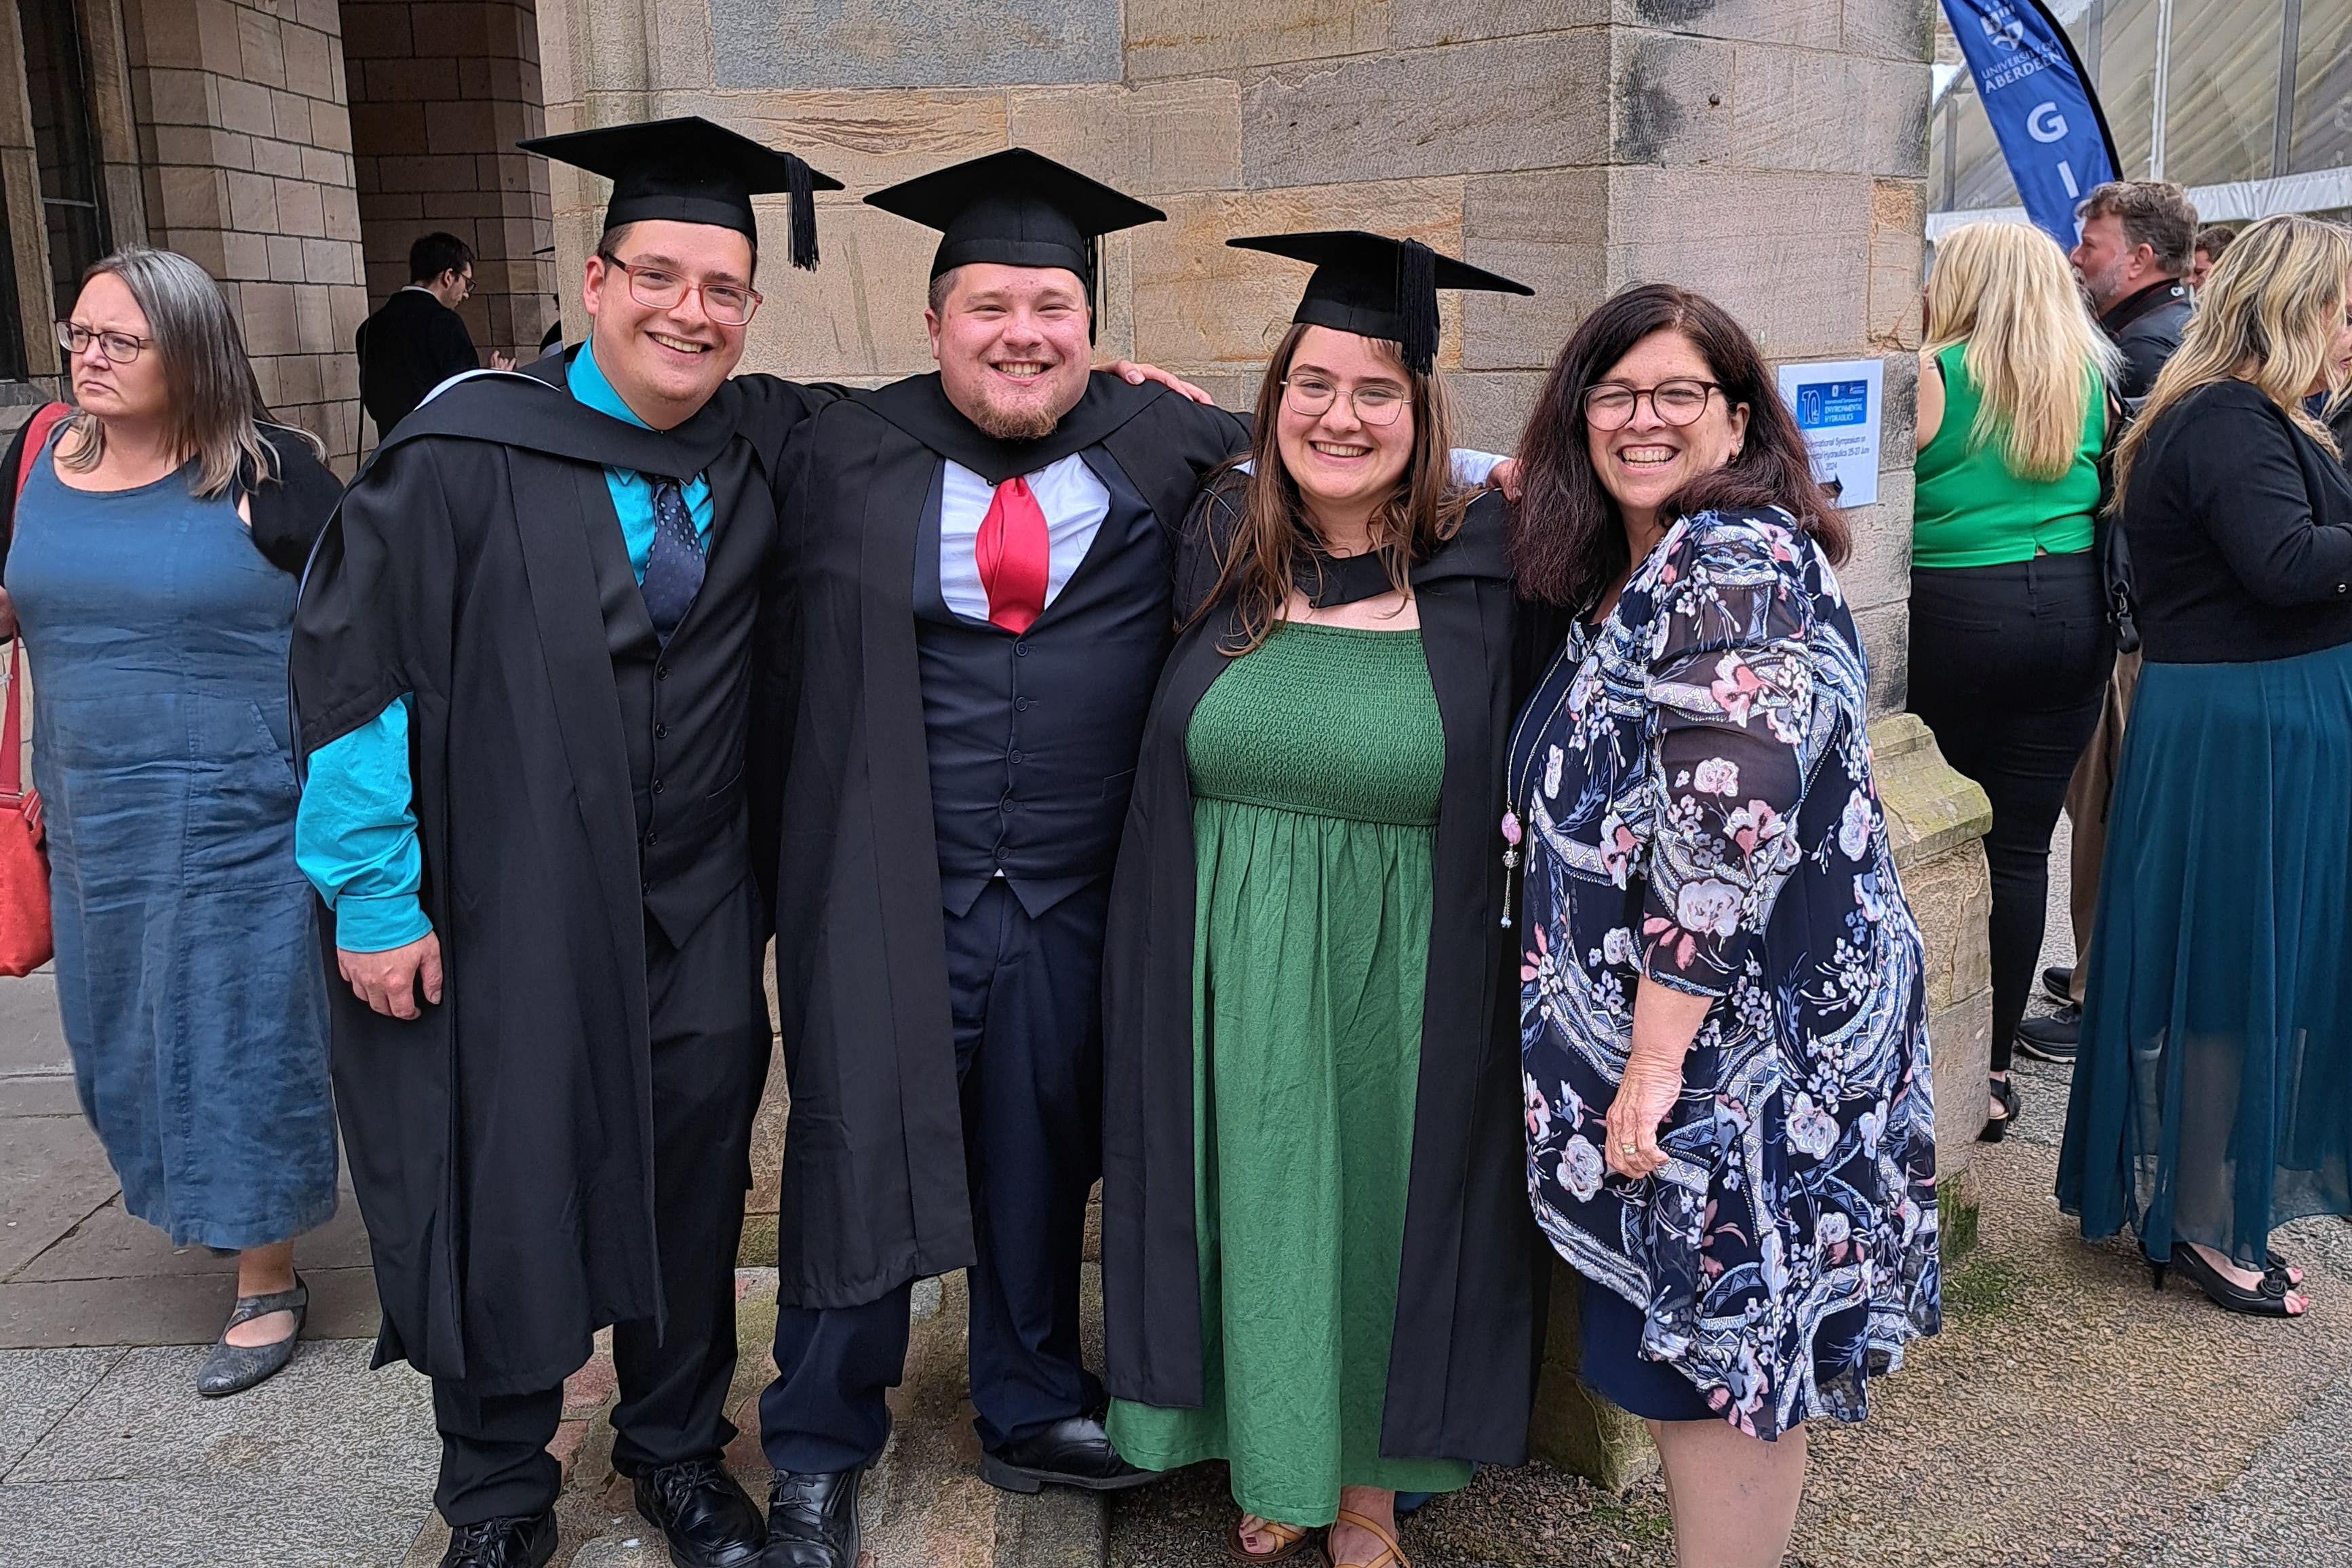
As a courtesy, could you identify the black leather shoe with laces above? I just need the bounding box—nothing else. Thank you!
[763,1466,863,1568]
[439,1511,557,1568]
[633,1457,766,1568]
[980,1414,1158,1494]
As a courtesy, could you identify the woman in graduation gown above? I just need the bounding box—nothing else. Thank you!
[1099,233,1547,1568]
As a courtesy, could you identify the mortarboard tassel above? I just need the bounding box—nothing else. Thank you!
[787,155,820,271]
[1086,233,1101,344]
[1398,238,1439,376]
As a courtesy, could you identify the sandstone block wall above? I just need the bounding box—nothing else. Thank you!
[118,0,371,467]
[536,0,1933,700]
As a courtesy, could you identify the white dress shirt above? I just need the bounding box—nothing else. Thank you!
[937,452,1112,623]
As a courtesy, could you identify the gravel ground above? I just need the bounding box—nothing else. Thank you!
[1110,813,2352,1567]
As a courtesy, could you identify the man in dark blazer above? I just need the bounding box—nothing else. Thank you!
[355,232,514,436]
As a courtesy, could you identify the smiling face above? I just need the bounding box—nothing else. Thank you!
[64,271,170,427]
[1583,327,1748,534]
[1273,326,1416,525]
[927,263,1094,440]
[581,219,752,429]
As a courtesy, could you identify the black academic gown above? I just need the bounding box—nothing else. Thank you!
[290,353,831,1394]
[1099,483,1550,1466]
[762,372,1245,1310]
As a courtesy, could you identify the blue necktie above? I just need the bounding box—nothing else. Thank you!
[640,477,704,643]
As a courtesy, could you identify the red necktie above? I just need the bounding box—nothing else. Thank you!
[975,475,1050,634]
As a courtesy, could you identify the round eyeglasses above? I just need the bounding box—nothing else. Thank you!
[601,255,762,327]
[1582,378,1721,431]
[56,321,153,365]
[1281,374,1409,427]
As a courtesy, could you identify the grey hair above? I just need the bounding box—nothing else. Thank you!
[59,246,321,499]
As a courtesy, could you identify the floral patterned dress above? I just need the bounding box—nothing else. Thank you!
[1509,507,1940,1439]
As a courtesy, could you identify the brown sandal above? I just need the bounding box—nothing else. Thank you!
[1329,1508,1409,1568]
[1225,1514,1323,1564]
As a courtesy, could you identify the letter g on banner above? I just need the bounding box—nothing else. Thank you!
[1939,0,2119,247]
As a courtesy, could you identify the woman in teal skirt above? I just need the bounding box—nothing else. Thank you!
[2058,214,2352,1318]
[1099,233,1546,1568]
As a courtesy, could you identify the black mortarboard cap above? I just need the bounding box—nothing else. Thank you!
[1227,230,1534,375]
[518,116,843,271]
[865,149,1166,339]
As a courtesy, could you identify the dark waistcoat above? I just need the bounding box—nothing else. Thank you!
[912,451,1169,918]
[575,467,756,945]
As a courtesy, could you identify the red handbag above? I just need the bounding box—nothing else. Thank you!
[0,401,71,977]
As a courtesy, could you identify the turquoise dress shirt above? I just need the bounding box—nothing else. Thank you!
[294,343,713,951]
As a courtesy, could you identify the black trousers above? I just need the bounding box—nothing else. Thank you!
[433,880,772,1526]
[761,878,1108,1473]
[1908,553,2110,1072]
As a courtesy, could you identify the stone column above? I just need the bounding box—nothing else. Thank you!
[118,0,370,468]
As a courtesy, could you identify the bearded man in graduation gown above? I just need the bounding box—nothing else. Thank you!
[751,151,1257,1566]
[289,119,846,1568]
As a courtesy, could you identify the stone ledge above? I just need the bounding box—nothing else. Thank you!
[1870,712,1993,869]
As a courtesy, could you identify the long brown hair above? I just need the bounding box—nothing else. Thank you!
[58,247,321,499]
[1197,322,1474,653]
[1510,283,1846,610]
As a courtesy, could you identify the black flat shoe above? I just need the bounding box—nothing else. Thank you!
[2150,1245,2304,1318]
[1978,1075,2020,1143]
[981,1413,1158,1494]
[764,1464,864,1568]
[2014,1005,2079,1063]
[441,1511,557,1568]
[2041,964,2073,1004]
[635,1458,765,1567]
[196,1273,307,1398]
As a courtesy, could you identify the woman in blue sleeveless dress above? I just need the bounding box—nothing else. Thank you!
[0,248,344,1396]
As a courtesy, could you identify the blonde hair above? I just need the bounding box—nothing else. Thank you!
[2113,214,2351,507]
[1925,221,2119,482]
[58,247,319,500]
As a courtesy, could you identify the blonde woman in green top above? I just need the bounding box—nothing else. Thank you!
[1908,220,2119,1143]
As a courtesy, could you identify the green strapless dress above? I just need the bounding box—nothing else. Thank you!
[1105,621,1472,1526]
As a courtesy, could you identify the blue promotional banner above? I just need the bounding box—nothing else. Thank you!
[1939,0,2120,247]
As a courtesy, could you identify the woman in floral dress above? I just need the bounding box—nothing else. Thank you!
[1506,283,1940,1568]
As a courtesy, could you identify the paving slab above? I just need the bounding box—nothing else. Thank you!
[0,1472,431,1568]
[0,971,67,1078]
[0,1114,123,1280]
[0,1262,383,1348]
[7,1339,431,1485]
[0,1339,436,1568]
[0,1347,121,1475]
[0,1072,79,1117]
[14,1187,373,1281]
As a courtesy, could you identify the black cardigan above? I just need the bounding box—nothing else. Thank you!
[2121,378,2352,664]
[0,413,343,578]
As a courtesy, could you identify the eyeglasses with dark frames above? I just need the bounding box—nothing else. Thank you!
[600,255,762,327]
[1582,378,1723,431]
[56,321,154,365]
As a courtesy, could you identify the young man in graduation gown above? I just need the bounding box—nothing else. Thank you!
[751,154,1510,1567]
[752,151,1247,1566]
[290,119,845,1568]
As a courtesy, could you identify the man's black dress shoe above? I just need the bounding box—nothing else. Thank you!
[440,1511,557,1568]
[634,1458,766,1568]
[980,1414,1158,1494]
[763,1466,863,1568]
